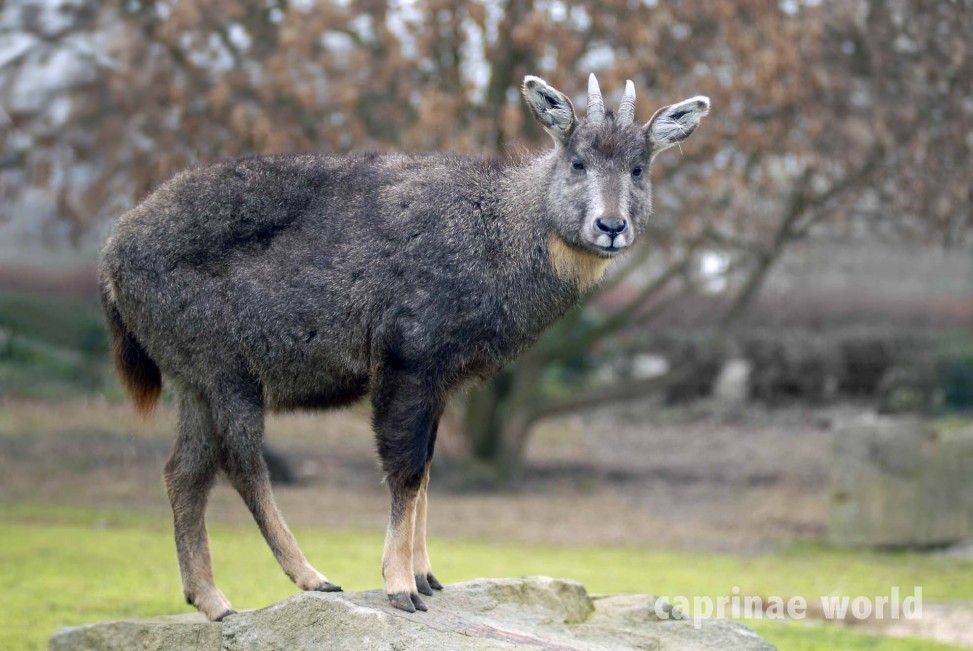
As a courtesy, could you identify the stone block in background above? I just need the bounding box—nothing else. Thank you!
[829,417,973,547]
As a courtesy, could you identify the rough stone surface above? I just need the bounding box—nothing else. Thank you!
[829,417,973,547]
[49,577,775,650]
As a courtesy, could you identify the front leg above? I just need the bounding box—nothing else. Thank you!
[412,463,443,596]
[383,485,424,611]
[373,367,443,613]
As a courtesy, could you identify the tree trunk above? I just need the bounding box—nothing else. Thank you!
[461,348,544,480]
[464,373,507,462]
[496,350,545,473]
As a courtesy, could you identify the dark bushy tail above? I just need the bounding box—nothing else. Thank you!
[100,283,161,418]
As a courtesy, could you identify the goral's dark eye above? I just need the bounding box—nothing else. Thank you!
[632,166,643,177]
[572,160,586,172]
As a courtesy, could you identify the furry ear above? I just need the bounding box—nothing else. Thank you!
[522,76,576,146]
[644,96,710,155]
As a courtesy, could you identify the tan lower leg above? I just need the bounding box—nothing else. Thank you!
[179,519,233,620]
[412,469,432,577]
[167,480,233,620]
[167,392,232,621]
[383,491,418,595]
[245,481,330,591]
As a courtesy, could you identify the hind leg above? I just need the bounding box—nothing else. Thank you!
[373,369,443,612]
[212,384,340,594]
[165,387,233,621]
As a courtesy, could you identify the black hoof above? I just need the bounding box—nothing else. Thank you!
[427,573,444,591]
[411,593,428,611]
[415,574,433,596]
[214,609,236,622]
[317,581,343,592]
[388,591,416,613]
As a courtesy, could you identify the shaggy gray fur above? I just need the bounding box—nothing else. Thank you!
[98,74,709,618]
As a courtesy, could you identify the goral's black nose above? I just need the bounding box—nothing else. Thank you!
[595,217,628,236]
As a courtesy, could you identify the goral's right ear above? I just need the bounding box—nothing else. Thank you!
[522,76,577,147]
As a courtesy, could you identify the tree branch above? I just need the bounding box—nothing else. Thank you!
[527,365,698,421]
[541,228,710,362]
[789,146,886,240]
[720,146,884,327]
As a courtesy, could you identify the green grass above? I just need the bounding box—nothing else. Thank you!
[1,504,970,650]
[747,620,963,650]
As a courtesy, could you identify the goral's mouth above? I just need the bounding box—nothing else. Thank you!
[590,233,629,256]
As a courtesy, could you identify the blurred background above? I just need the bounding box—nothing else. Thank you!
[1,1,972,649]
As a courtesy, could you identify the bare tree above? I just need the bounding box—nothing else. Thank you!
[455,0,973,476]
[2,0,969,477]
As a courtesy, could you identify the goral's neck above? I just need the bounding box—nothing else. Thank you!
[491,153,614,339]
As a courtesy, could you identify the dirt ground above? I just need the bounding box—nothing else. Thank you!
[0,395,844,550]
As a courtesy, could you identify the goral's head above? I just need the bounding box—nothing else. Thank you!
[522,73,709,257]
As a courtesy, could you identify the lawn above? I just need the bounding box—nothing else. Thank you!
[1,504,969,650]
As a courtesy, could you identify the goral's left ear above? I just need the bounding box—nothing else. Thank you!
[522,76,577,147]
[644,96,710,155]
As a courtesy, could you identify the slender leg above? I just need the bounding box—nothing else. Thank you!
[373,368,442,612]
[383,484,423,611]
[164,388,233,621]
[412,417,443,595]
[412,464,442,595]
[213,384,340,594]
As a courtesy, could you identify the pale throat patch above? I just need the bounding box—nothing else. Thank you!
[548,235,613,292]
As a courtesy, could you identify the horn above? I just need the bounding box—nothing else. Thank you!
[618,79,636,125]
[587,73,605,125]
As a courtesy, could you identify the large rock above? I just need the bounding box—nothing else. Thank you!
[830,417,973,547]
[50,577,775,650]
